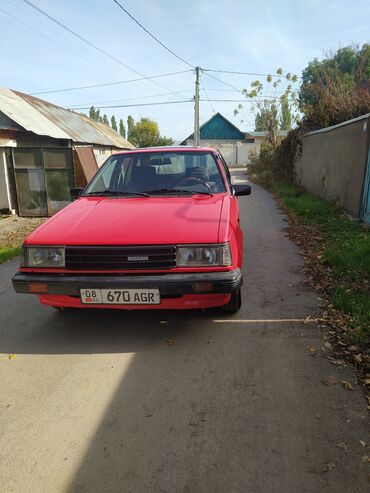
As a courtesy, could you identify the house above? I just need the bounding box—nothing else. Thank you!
[0,87,134,217]
[181,112,287,166]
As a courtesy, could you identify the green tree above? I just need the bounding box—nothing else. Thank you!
[255,101,278,131]
[103,114,109,126]
[111,115,118,132]
[156,135,175,146]
[280,96,292,130]
[127,115,134,141]
[299,43,370,127]
[89,106,96,120]
[129,117,174,147]
[89,106,101,121]
[235,68,299,145]
[119,119,126,138]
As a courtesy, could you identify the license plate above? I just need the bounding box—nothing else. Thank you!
[80,288,160,305]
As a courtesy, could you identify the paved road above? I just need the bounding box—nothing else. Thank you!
[0,171,369,492]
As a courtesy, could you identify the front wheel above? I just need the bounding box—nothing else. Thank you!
[221,289,242,313]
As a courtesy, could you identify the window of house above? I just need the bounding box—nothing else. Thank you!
[13,147,74,216]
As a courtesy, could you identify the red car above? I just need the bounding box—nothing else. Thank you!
[12,147,251,312]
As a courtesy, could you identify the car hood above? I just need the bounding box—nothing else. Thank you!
[26,195,227,245]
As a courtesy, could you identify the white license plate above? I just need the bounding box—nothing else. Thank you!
[80,288,160,305]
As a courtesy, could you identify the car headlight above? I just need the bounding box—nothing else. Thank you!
[176,243,232,267]
[22,246,65,268]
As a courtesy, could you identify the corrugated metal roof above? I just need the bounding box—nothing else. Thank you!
[0,87,134,149]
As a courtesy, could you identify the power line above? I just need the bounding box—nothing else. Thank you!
[200,79,215,114]
[68,90,194,108]
[30,70,191,95]
[71,100,193,110]
[203,72,242,95]
[71,97,280,111]
[66,88,287,108]
[0,5,109,70]
[203,69,286,78]
[21,0,177,93]
[152,73,195,118]
[201,98,281,102]
[112,0,194,68]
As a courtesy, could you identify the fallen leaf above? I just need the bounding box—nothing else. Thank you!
[353,354,363,363]
[360,440,366,448]
[365,378,370,385]
[341,381,354,391]
[166,338,175,345]
[8,354,16,360]
[308,345,317,353]
[328,358,345,366]
[321,375,338,385]
[336,442,348,452]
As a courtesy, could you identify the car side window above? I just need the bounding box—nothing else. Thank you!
[217,153,232,189]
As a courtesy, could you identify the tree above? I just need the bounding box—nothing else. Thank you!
[127,115,134,141]
[119,119,126,138]
[299,43,370,127]
[111,115,118,132]
[235,68,299,145]
[89,106,96,120]
[89,106,100,121]
[103,114,109,126]
[255,101,279,131]
[156,135,175,146]
[280,96,292,130]
[128,117,174,147]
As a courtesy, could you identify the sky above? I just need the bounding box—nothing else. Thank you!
[0,0,369,142]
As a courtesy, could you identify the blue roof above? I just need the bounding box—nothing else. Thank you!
[182,113,246,142]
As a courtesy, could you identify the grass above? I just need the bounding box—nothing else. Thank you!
[271,181,370,343]
[332,287,370,342]
[0,246,21,264]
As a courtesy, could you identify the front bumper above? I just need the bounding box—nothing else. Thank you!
[12,269,242,298]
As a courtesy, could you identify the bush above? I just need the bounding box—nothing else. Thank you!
[248,127,306,185]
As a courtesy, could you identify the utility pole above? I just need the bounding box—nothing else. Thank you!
[194,66,200,146]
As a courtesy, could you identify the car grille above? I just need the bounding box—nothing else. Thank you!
[65,245,177,270]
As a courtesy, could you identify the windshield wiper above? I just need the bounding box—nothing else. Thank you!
[145,188,213,196]
[84,190,149,197]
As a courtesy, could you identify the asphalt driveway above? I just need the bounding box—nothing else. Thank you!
[0,170,368,492]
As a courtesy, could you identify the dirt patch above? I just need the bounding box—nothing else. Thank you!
[0,216,46,248]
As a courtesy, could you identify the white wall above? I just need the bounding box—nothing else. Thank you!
[93,147,114,167]
[0,150,11,210]
[184,139,264,166]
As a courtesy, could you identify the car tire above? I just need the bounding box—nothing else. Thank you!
[221,289,242,313]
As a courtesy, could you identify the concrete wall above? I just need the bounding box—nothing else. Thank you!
[296,115,370,218]
[184,139,262,166]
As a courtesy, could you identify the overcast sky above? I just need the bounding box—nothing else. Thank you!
[0,0,369,141]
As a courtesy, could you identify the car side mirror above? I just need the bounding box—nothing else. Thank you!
[70,188,84,200]
[233,184,251,196]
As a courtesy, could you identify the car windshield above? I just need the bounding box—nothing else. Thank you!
[84,151,226,196]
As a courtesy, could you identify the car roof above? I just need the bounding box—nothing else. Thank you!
[112,146,218,156]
